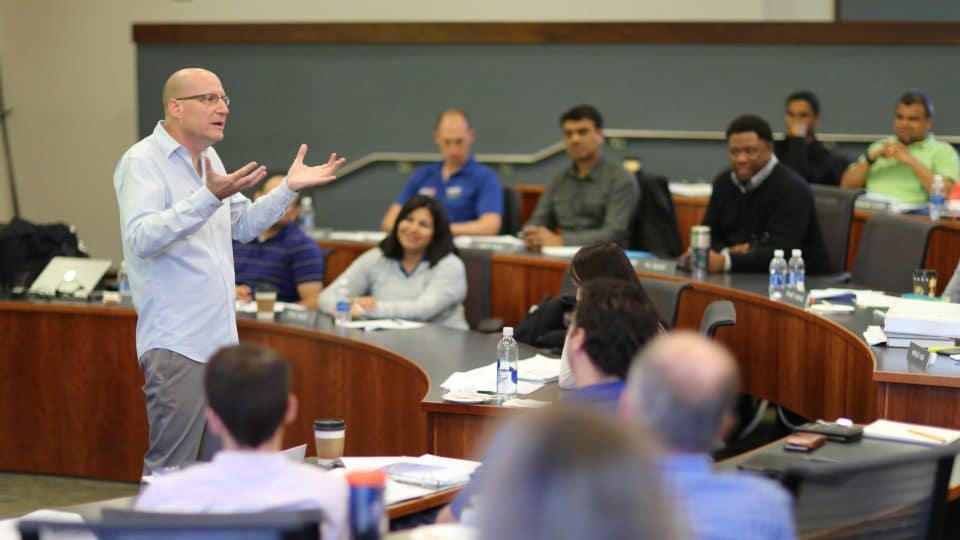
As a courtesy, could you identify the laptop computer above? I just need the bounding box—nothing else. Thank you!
[28,256,111,299]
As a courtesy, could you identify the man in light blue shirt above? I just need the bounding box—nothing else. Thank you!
[113,67,345,474]
[622,332,796,540]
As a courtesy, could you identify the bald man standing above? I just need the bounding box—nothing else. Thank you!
[381,108,502,236]
[622,332,795,540]
[113,68,346,474]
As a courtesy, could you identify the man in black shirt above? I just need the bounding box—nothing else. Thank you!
[681,114,830,274]
[774,90,849,186]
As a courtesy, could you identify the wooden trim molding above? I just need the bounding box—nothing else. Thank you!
[133,22,960,46]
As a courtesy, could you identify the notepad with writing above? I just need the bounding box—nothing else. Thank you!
[862,419,960,446]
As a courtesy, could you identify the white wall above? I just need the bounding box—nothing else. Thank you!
[0,0,832,264]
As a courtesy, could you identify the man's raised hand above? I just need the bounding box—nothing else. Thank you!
[286,144,347,192]
[204,157,267,200]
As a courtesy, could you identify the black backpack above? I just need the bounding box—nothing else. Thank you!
[513,294,576,354]
[0,218,87,291]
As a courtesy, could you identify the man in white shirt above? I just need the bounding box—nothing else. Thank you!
[135,343,348,540]
[114,67,345,473]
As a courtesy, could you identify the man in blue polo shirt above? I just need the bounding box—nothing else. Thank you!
[234,175,326,309]
[380,108,503,236]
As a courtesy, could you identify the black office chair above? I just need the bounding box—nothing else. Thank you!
[458,248,503,333]
[500,186,522,236]
[850,214,941,294]
[698,300,736,338]
[811,185,862,275]
[18,509,324,540]
[781,444,956,539]
[628,173,684,257]
[637,277,690,328]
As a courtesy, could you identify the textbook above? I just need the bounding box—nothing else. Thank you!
[884,299,960,339]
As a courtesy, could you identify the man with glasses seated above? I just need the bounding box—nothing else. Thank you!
[114,67,346,475]
[679,114,830,274]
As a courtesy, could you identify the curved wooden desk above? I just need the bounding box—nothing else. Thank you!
[0,301,515,482]
[2,257,956,482]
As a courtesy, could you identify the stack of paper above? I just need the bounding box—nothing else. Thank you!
[339,454,480,503]
[883,299,960,347]
[668,182,713,197]
[863,419,960,446]
[337,319,425,331]
[516,354,562,383]
[328,230,387,243]
[440,354,560,396]
[453,235,525,250]
[541,246,583,258]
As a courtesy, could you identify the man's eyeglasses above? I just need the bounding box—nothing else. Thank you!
[175,93,230,107]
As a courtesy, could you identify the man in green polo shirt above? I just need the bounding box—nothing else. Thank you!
[841,90,959,205]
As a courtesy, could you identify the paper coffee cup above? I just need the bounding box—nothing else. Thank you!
[255,290,277,319]
[314,418,346,459]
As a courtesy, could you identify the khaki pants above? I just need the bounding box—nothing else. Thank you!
[139,348,221,475]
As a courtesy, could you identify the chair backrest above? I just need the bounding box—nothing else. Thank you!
[19,509,324,540]
[638,277,690,327]
[500,186,522,236]
[850,214,940,294]
[781,444,956,539]
[629,173,683,257]
[811,185,862,274]
[458,248,493,330]
[699,300,736,338]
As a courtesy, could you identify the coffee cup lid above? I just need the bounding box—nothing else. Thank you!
[313,418,345,431]
[347,470,386,487]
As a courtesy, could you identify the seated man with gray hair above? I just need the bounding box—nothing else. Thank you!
[621,332,796,540]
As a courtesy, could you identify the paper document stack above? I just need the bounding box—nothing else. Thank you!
[883,299,960,348]
[340,454,480,503]
[863,419,960,446]
[441,354,561,396]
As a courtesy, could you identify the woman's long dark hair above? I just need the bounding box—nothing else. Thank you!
[570,241,666,327]
[379,195,457,267]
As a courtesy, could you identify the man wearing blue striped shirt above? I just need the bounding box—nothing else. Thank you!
[233,175,326,309]
[114,67,345,474]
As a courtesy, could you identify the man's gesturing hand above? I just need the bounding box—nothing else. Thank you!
[286,144,347,192]
[204,157,267,200]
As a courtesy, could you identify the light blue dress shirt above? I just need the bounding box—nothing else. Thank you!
[658,454,796,540]
[114,121,296,363]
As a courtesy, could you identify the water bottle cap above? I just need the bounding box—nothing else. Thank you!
[773,249,784,257]
[791,249,802,257]
[302,196,312,206]
[503,327,514,337]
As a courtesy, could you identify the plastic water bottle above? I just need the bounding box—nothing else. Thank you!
[496,327,519,403]
[768,249,787,301]
[787,249,806,293]
[335,279,351,325]
[117,261,132,302]
[929,175,946,221]
[299,196,315,230]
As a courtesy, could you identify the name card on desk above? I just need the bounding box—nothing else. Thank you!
[278,309,319,328]
[634,258,676,275]
[907,342,936,373]
[783,288,808,308]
